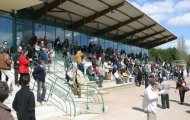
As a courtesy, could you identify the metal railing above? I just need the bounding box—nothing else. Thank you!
[30,60,76,116]
[29,54,105,116]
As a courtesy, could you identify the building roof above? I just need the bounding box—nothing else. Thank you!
[25,0,177,48]
[0,0,42,12]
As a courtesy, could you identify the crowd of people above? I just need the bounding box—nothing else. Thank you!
[0,34,189,120]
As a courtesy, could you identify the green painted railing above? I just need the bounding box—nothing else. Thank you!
[30,60,76,116]
[29,53,105,116]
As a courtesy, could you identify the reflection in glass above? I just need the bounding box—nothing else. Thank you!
[46,25,55,41]
[65,30,72,44]
[99,38,105,49]
[35,23,45,39]
[0,17,12,48]
[56,27,64,42]
[81,33,88,46]
[74,32,80,46]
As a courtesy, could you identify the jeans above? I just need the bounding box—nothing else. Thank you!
[179,90,185,104]
[1,70,13,89]
[37,80,47,101]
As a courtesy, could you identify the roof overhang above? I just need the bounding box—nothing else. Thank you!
[0,0,42,12]
[17,0,177,49]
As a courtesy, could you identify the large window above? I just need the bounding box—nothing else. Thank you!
[113,42,117,50]
[56,27,64,42]
[65,30,72,44]
[104,39,113,49]
[99,38,105,50]
[74,32,80,46]
[22,20,32,44]
[0,17,13,48]
[35,23,45,39]
[46,25,55,41]
[94,37,99,44]
[16,19,24,46]
[81,33,88,46]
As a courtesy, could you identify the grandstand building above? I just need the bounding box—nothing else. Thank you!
[0,0,176,54]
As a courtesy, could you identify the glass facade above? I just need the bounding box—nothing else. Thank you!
[0,16,13,48]
[0,10,148,54]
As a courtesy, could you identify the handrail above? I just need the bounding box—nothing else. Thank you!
[29,61,76,116]
[68,83,105,112]
[30,53,105,115]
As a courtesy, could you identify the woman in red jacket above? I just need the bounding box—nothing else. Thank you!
[19,49,32,85]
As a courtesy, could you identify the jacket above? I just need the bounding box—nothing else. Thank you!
[0,102,14,120]
[160,80,170,94]
[40,52,49,64]
[0,53,12,70]
[32,65,46,82]
[19,54,30,74]
[13,51,22,69]
[142,85,158,113]
[176,80,186,92]
[12,86,36,120]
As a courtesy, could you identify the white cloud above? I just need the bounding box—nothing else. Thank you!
[129,0,174,22]
[156,40,177,49]
[175,0,190,13]
[167,12,190,26]
[129,0,190,26]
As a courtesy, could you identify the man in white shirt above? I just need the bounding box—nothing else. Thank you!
[160,77,170,109]
[114,70,123,84]
[142,82,161,120]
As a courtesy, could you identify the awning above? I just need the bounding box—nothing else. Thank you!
[0,0,42,12]
[21,0,177,49]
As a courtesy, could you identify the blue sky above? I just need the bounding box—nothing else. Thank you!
[128,0,190,52]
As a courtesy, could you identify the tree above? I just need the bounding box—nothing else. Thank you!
[176,36,188,60]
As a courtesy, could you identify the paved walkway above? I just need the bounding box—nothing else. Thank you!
[75,78,190,120]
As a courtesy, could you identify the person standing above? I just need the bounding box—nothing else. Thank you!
[142,82,162,120]
[76,50,84,73]
[0,41,9,53]
[98,63,105,87]
[0,81,14,120]
[40,48,49,73]
[13,46,22,86]
[19,49,32,85]
[0,48,13,90]
[175,77,186,104]
[160,77,170,109]
[54,37,60,52]
[75,67,85,98]
[0,41,9,81]
[32,60,46,102]
[12,75,36,120]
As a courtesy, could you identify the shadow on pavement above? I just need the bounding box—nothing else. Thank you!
[170,99,190,107]
[186,110,190,114]
[132,107,145,113]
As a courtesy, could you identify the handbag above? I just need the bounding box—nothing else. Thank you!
[184,85,190,92]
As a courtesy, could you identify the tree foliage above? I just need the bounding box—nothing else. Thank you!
[149,47,177,63]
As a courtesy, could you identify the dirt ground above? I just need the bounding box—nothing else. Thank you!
[87,78,190,120]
